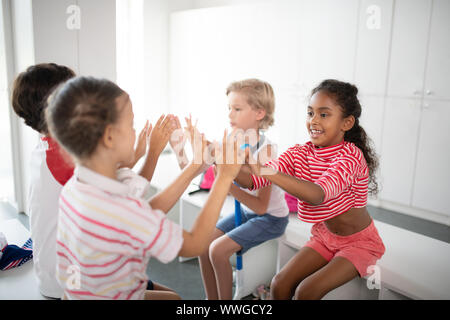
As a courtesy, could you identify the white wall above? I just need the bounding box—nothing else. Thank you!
[142,0,170,126]
[7,0,117,213]
[10,0,36,213]
[166,0,450,226]
[0,0,19,205]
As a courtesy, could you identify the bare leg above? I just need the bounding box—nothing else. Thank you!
[152,282,177,292]
[198,228,224,300]
[209,235,242,300]
[144,290,181,300]
[271,246,328,300]
[294,256,358,300]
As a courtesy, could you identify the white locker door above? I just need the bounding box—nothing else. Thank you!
[297,0,359,94]
[32,0,79,72]
[379,97,422,206]
[78,0,116,81]
[412,100,450,216]
[354,0,394,96]
[423,0,450,101]
[386,0,432,98]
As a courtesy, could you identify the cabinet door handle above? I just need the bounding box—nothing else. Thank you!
[423,103,430,110]
[426,90,433,95]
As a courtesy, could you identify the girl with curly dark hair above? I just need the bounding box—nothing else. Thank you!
[235,79,385,300]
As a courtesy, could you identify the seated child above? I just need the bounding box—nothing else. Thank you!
[202,79,289,300]
[45,76,244,299]
[170,79,289,300]
[11,63,76,298]
[235,79,385,300]
[11,64,172,298]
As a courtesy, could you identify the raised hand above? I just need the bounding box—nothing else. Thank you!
[215,129,245,179]
[148,114,176,157]
[184,114,198,154]
[244,146,263,176]
[134,120,151,162]
[169,115,186,156]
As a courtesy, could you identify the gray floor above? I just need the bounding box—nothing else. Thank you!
[1,200,448,300]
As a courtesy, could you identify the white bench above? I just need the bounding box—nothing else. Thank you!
[150,153,450,300]
[278,214,450,300]
[0,219,47,300]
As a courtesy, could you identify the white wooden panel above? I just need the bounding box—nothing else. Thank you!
[297,0,359,93]
[423,0,450,100]
[386,0,431,98]
[78,0,116,80]
[354,0,393,96]
[31,0,78,73]
[412,100,450,216]
[379,97,421,206]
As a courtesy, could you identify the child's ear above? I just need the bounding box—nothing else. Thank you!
[256,109,266,121]
[102,124,115,149]
[342,115,355,132]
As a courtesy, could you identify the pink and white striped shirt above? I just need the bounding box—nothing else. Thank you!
[56,166,183,300]
[251,141,369,223]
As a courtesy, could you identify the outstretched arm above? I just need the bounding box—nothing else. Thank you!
[149,123,209,214]
[149,162,205,214]
[244,145,325,206]
[178,130,244,257]
[257,167,325,206]
[229,183,272,215]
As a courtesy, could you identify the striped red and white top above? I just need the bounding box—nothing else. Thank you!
[251,141,369,223]
[56,166,183,300]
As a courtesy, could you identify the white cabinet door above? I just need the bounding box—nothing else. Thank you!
[379,97,422,206]
[412,100,450,216]
[297,0,359,93]
[354,0,394,96]
[32,0,78,72]
[386,0,432,98]
[78,0,116,81]
[423,0,450,101]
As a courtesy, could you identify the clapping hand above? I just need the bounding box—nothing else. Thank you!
[148,114,177,157]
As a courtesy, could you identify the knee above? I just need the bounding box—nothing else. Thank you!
[270,272,293,300]
[294,278,325,300]
[200,230,223,259]
[208,239,230,265]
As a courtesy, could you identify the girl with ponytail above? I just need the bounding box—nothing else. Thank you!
[234,79,385,300]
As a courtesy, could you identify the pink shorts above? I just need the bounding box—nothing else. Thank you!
[304,220,385,277]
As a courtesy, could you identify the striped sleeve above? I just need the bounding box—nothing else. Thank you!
[314,149,365,203]
[251,145,298,190]
[142,208,183,264]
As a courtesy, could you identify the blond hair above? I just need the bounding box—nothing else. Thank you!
[226,79,275,130]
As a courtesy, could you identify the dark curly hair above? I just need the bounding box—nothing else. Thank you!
[311,79,379,196]
[11,63,75,134]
